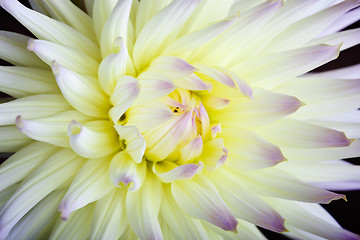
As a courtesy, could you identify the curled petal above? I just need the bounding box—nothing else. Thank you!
[58,157,114,220]
[171,174,238,232]
[68,120,120,158]
[109,76,140,123]
[114,124,146,164]
[174,74,212,92]
[179,136,203,164]
[109,151,146,191]
[202,138,228,171]
[52,62,110,118]
[153,161,203,183]
[148,56,197,80]
[203,95,230,110]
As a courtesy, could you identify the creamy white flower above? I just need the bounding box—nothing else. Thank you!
[0,0,360,239]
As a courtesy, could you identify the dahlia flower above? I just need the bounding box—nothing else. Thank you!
[0,0,360,239]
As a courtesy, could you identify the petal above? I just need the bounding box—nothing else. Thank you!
[90,189,127,240]
[50,203,95,240]
[179,136,203,164]
[58,157,115,220]
[109,76,140,123]
[28,39,99,76]
[214,89,303,127]
[254,119,353,148]
[6,189,65,240]
[160,185,209,239]
[147,56,197,80]
[0,126,32,152]
[0,142,57,192]
[171,174,238,232]
[108,151,146,191]
[126,172,163,240]
[266,198,360,240]
[306,63,360,79]
[201,138,228,171]
[0,31,46,68]
[114,125,146,164]
[0,149,84,239]
[309,28,360,51]
[237,167,345,203]
[174,74,212,92]
[100,0,132,57]
[0,94,71,126]
[221,128,286,170]
[98,37,135,95]
[52,62,110,118]
[132,0,201,70]
[153,161,203,183]
[0,66,58,98]
[92,0,117,41]
[68,120,120,158]
[0,0,100,60]
[208,169,287,233]
[231,44,340,89]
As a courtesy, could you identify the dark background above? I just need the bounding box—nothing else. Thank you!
[0,1,359,239]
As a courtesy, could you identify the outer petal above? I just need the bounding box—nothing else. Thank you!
[0,0,100,60]
[68,120,120,158]
[90,189,127,240]
[49,203,95,240]
[58,157,115,220]
[160,185,209,239]
[0,126,32,152]
[126,172,163,240]
[108,151,146,191]
[28,39,99,76]
[52,62,110,118]
[0,31,46,68]
[0,66,58,98]
[0,149,85,239]
[221,128,286,170]
[0,142,57,192]
[0,94,71,126]
[171,174,238,232]
[132,0,201,70]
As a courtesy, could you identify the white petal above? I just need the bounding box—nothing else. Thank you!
[232,44,340,89]
[153,161,203,183]
[49,203,95,240]
[148,56,196,80]
[7,189,65,240]
[132,0,201,71]
[171,174,238,232]
[309,28,360,51]
[0,0,100,60]
[0,142,57,192]
[0,66,58,98]
[68,120,120,159]
[0,31,46,68]
[237,167,345,203]
[179,136,203,163]
[92,0,117,41]
[208,169,287,233]
[306,63,360,79]
[160,185,209,239]
[221,128,286,170]
[174,73,212,92]
[126,173,164,240]
[59,157,115,220]
[100,0,132,57]
[0,126,32,152]
[28,39,99,76]
[52,62,110,118]
[0,149,85,239]
[98,38,135,95]
[254,119,353,148]
[0,94,71,126]
[109,76,140,123]
[108,151,146,191]
[90,189,127,240]
[114,125,146,164]
[214,89,303,127]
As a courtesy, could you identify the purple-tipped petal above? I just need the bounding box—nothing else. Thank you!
[153,161,203,183]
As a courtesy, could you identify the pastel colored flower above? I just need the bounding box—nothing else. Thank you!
[0,0,360,239]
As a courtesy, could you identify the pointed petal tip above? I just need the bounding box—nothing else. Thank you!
[67,120,82,136]
[15,115,23,131]
[26,38,35,51]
